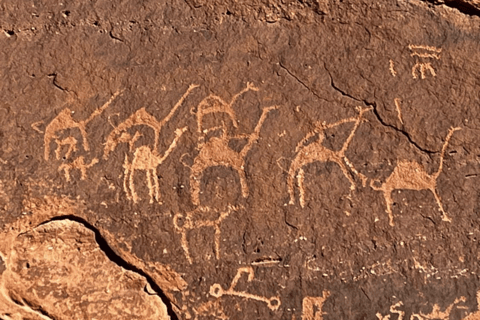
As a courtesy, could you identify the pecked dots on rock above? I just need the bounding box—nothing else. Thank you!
[0,220,170,320]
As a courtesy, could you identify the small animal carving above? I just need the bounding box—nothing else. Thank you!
[173,205,236,264]
[58,156,99,182]
[370,127,461,226]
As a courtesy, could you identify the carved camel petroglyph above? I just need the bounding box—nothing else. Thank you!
[103,84,198,159]
[123,127,187,204]
[192,82,259,134]
[288,107,372,208]
[44,90,122,160]
[370,127,461,226]
[190,106,278,205]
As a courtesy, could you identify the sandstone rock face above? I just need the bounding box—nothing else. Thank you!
[0,219,169,320]
[1,0,480,319]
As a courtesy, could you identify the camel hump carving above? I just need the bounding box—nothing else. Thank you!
[44,90,122,161]
[190,105,278,206]
[123,127,188,204]
[104,84,198,159]
[288,106,372,208]
[371,126,461,226]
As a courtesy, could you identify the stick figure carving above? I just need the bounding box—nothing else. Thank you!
[190,106,278,205]
[370,127,461,226]
[288,107,372,208]
[193,82,259,134]
[44,90,122,160]
[103,84,198,159]
[58,156,99,182]
[123,127,187,203]
[173,205,236,264]
[209,266,281,311]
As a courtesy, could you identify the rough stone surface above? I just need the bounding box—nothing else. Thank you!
[0,219,170,319]
[1,0,480,319]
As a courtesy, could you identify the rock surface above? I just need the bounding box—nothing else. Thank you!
[0,219,170,319]
[1,0,480,319]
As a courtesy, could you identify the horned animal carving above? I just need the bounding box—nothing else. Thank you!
[123,127,187,203]
[190,106,278,205]
[288,107,372,208]
[371,127,461,226]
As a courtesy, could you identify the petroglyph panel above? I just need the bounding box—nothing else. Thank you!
[1,0,480,319]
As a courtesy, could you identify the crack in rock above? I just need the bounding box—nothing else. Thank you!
[0,198,183,320]
[421,0,480,16]
[323,63,439,154]
[37,215,180,320]
[278,61,330,103]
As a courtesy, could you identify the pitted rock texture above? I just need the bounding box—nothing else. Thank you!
[1,0,480,319]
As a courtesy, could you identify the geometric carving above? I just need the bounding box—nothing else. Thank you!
[210,266,281,311]
[408,44,441,80]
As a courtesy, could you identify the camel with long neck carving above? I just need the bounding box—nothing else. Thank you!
[370,126,461,226]
[288,107,372,208]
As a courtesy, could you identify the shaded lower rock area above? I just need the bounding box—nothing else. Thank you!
[0,219,171,320]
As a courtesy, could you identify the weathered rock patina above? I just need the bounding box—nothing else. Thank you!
[1,0,480,319]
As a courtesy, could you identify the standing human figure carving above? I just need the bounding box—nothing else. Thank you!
[288,107,372,208]
[190,106,278,205]
[370,127,461,226]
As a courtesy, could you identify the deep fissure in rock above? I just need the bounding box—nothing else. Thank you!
[36,215,179,320]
